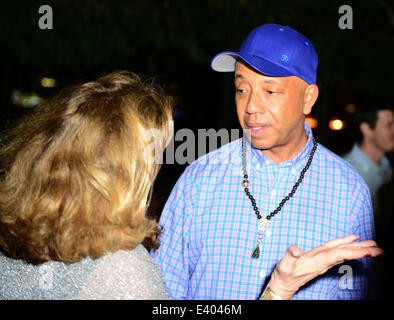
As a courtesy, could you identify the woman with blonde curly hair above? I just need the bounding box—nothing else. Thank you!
[0,71,173,299]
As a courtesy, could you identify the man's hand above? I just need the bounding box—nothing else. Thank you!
[267,235,384,300]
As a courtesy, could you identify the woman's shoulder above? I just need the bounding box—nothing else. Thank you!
[77,245,170,300]
[0,251,99,299]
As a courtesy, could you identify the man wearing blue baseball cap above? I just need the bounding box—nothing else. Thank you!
[152,24,381,299]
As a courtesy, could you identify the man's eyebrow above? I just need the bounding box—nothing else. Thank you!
[234,73,280,84]
[262,78,280,84]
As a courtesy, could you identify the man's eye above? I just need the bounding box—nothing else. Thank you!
[267,90,276,95]
[236,88,246,94]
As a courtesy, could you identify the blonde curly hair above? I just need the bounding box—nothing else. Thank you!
[0,71,173,264]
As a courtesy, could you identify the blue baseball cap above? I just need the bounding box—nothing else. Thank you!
[211,24,318,84]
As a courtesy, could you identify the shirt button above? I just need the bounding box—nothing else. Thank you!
[291,168,297,176]
[271,189,276,197]
[259,270,266,278]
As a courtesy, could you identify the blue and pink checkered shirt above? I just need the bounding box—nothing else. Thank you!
[152,123,376,299]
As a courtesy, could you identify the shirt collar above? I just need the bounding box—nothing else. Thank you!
[350,143,391,172]
[246,122,315,174]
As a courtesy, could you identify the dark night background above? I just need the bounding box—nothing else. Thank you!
[0,0,393,299]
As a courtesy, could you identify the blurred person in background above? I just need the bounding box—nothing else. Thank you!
[343,104,394,217]
[343,104,394,299]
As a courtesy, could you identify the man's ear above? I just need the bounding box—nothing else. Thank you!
[303,84,319,115]
[360,122,373,138]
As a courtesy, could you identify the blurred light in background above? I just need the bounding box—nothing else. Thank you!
[345,103,356,114]
[329,118,345,131]
[12,90,42,108]
[305,115,318,129]
[41,77,56,88]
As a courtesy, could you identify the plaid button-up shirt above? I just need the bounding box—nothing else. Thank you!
[152,123,375,299]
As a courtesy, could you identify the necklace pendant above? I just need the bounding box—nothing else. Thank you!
[251,243,260,259]
[251,220,267,259]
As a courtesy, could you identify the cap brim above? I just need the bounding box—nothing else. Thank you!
[211,51,295,78]
[211,51,239,72]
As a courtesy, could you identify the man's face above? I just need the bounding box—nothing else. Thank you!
[370,110,394,153]
[234,61,313,153]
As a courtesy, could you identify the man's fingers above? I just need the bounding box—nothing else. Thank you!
[326,246,385,267]
[289,245,303,257]
[283,245,303,262]
[280,245,302,267]
[345,240,378,248]
[322,235,359,248]
[345,247,385,259]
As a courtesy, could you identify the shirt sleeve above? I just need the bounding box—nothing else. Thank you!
[337,180,378,300]
[151,167,196,299]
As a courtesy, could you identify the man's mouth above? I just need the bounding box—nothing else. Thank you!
[245,123,270,136]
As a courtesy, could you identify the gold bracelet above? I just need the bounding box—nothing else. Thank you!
[259,286,283,300]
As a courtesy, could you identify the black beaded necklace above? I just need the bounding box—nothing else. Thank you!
[242,136,318,259]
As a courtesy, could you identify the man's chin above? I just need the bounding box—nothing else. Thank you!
[248,138,274,151]
[242,129,276,150]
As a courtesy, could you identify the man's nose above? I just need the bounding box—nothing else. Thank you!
[245,91,266,114]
